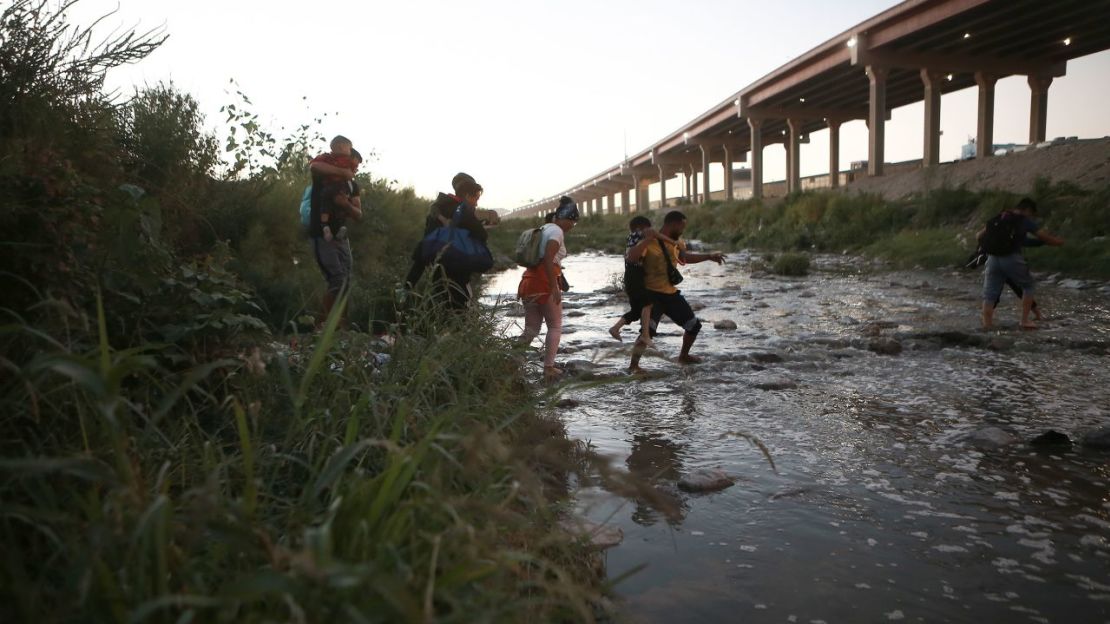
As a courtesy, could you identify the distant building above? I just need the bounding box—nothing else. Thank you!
[961,136,1023,160]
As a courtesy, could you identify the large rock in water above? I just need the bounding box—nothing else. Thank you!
[868,338,903,355]
[1029,430,1072,447]
[562,360,598,375]
[714,319,738,330]
[678,469,736,493]
[1081,426,1110,450]
[959,426,1019,448]
[559,516,623,550]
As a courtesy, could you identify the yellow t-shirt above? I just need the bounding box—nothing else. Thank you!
[642,239,686,295]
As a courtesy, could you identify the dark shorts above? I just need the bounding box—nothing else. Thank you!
[648,290,701,336]
[312,237,352,295]
[622,265,656,323]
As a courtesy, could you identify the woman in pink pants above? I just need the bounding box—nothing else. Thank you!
[517,197,579,381]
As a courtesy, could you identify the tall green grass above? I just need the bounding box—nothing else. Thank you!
[0,292,609,622]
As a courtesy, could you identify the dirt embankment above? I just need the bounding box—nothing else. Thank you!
[842,137,1110,198]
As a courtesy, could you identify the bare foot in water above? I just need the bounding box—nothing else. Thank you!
[627,365,645,374]
[1020,322,1039,331]
[678,354,702,365]
[609,324,623,341]
[543,366,564,382]
[634,335,654,350]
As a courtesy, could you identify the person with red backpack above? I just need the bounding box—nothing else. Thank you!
[977,197,1063,330]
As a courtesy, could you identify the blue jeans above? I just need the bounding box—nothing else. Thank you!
[983,253,1034,303]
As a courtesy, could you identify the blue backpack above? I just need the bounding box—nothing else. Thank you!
[298,186,312,227]
[420,205,494,275]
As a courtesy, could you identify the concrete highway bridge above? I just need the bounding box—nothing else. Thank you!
[506,0,1110,219]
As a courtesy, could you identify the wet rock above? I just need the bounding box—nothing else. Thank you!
[559,516,623,550]
[959,427,1019,448]
[713,319,738,330]
[1058,278,1090,290]
[749,373,797,390]
[750,352,784,364]
[809,337,850,349]
[868,338,903,356]
[555,398,581,409]
[678,468,736,493]
[753,302,770,309]
[986,336,1014,351]
[566,310,587,318]
[562,360,598,375]
[769,486,810,501]
[1029,430,1072,447]
[690,301,707,311]
[1080,426,1110,450]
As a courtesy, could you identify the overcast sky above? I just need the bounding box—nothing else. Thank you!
[74,0,1110,210]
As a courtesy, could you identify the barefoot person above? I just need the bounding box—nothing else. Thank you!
[627,210,724,372]
[517,197,579,381]
[609,216,678,347]
[977,197,1063,330]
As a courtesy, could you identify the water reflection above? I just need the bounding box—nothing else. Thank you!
[626,433,688,527]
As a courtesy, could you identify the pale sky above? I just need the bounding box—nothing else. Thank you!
[73,0,1110,210]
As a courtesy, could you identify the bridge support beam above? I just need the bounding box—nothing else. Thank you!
[658,165,668,210]
[1028,75,1052,144]
[828,119,841,189]
[700,145,712,202]
[748,117,764,199]
[921,69,944,167]
[976,72,997,159]
[723,145,735,201]
[787,118,803,193]
[620,188,630,215]
[866,65,888,176]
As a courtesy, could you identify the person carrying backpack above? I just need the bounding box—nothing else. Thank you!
[404,173,492,309]
[977,197,1063,330]
[516,197,578,382]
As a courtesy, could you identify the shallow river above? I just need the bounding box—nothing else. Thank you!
[483,251,1110,624]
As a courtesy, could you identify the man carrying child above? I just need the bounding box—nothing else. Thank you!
[308,135,364,326]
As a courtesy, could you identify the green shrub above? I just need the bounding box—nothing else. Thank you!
[771,252,810,276]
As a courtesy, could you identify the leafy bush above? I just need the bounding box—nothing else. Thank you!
[771,253,811,276]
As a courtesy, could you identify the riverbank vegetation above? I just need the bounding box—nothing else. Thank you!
[0,1,609,621]
[493,182,1110,278]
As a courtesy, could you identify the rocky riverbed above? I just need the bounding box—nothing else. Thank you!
[484,250,1110,624]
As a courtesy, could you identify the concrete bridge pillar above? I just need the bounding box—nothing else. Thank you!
[866,65,888,176]
[620,187,630,215]
[976,72,997,159]
[631,175,644,212]
[1028,75,1053,144]
[658,165,668,210]
[700,144,712,202]
[748,117,764,199]
[787,119,804,193]
[921,69,944,167]
[685,165,694,202]
[723,145,735,201]
[827,119,841,189]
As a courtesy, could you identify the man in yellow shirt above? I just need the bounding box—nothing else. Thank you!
[626,210,724,371]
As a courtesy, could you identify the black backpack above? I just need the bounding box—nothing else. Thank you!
[980,211,1021,256]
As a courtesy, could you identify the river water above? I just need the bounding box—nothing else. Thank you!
[483,251,1110,624]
